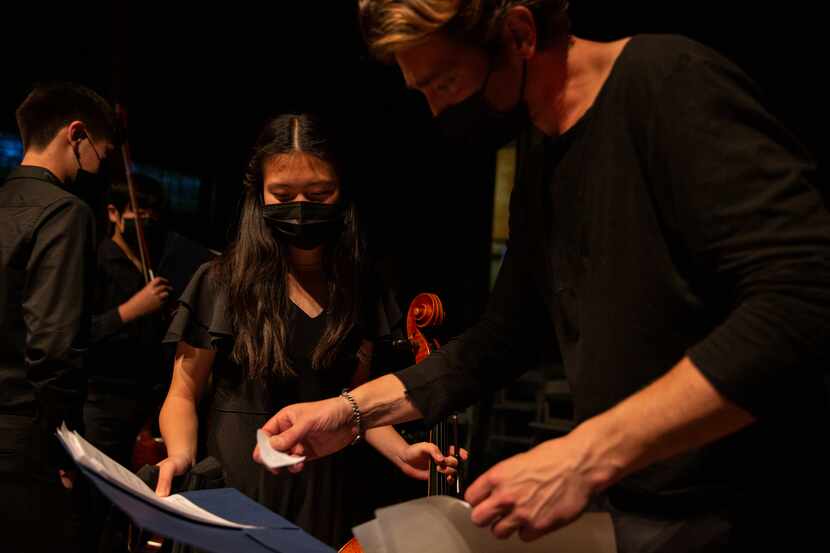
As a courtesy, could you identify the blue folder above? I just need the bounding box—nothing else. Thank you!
[81,467,336,553]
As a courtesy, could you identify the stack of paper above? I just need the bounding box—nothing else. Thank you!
[56,423,257,529]
[352,496,617,553]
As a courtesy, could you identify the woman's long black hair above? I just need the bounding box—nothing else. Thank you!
[213,113,365,378]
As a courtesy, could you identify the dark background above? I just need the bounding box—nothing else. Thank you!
[2,2,825,498]
[2,1,823,336]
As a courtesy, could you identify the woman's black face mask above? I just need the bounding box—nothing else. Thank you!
[263,201,345,250]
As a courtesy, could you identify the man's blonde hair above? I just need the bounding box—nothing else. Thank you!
[358,0,570,61]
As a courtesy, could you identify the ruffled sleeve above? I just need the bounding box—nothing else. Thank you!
[164,262,234,351]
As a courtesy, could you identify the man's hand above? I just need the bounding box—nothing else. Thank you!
[465,428,617,542]
[253,396,356,474]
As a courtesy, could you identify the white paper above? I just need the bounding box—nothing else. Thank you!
[256,429,306,469]
[363,496,616,553]
[374,497,471,553]
[56,423,258,529]
[351,520,389,553]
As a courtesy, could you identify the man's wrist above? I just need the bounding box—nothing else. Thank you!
[569,414,634,493]
[340,389,363,445]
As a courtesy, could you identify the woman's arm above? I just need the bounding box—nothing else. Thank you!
[155,341,215,496]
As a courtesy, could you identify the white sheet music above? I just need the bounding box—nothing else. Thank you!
[256,429,306,469]
[56,423,258,529]
[357,496,617,553]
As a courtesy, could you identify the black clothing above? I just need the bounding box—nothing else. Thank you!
[83,234,213,551]
[0,165,95,552]
[397,35,830,551]
[164,262,400,546]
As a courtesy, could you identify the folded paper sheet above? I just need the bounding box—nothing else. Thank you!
[356,496,617,553]
[256,429,306,469]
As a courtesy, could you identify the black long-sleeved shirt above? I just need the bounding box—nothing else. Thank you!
[397,35,830,515]
[87,233,214,388]
[0,165,95,473]
[87,238,166,387]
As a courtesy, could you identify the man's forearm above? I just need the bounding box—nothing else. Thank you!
[575,356,756,489]
[351,374,423,428]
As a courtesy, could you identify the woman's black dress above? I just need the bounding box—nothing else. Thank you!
[164,263,400,546]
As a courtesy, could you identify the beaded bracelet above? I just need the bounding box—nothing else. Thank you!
[340,389,362,445]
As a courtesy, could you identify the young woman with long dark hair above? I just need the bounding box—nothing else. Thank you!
[154,114,462,545]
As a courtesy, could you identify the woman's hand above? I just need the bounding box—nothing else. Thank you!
[396,442,468,482]
[155,454,194,497]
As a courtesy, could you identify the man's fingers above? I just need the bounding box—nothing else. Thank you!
[492,515,521,540]
[269,424,305,453]
[262,410,292,435]
[470,495,511,527]
[465,471,496,506]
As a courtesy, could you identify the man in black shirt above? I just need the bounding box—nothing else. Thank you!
[256,2,830,552]
[0,82,116,551]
